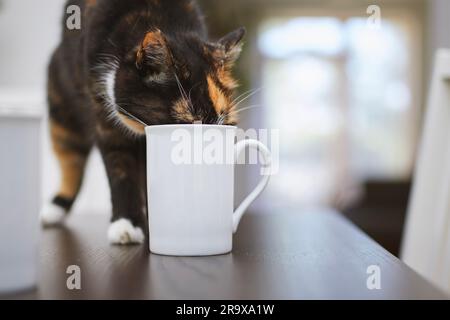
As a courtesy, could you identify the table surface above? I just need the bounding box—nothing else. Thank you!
[5,210,448,299]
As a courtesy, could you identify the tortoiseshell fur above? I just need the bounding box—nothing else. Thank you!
[44,0,245,243]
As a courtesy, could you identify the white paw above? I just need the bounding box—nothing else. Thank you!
[40,202,67,226]
[107,219,144,245]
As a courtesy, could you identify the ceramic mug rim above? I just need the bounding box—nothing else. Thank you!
[145,124,237,133]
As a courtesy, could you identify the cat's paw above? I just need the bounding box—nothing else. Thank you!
[40,203,67,227]
[108,218,145,245]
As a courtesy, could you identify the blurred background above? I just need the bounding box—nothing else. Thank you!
[0,0,449,259]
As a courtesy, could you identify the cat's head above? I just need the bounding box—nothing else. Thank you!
[106,27,245,135]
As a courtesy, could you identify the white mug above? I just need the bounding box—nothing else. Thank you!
[145,124,271,256]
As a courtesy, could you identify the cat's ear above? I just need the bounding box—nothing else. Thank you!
[136,29,171,76]
[216,27,246,66]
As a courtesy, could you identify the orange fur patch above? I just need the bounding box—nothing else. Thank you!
[172,98,195,123]
[217,68,238,91]
[207,75,228,114]
[142,30,164,48]
[50,122,87,199]
[136,30,169,69]
[118,113,146,135]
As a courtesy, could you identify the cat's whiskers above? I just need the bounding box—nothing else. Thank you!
[174,73,194,113]
[217,87,263,125]
[231,87,262,106]
[188,82,201,106]
[229,104,262,116]
[217,104,262,125]
[116,100,149,110]
[116,105,149,127]
[232,88,262,110]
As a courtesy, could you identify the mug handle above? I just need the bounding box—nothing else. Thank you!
[232,139,272,233]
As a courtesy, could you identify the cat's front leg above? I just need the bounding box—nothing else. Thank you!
[97,128,147,245]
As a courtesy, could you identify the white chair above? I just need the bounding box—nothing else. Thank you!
[401,49,450,293]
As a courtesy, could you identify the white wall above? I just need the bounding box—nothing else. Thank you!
[0,0,111,215]
[427,0,450,57]
[424,0,450,90]
[0,0,60,87]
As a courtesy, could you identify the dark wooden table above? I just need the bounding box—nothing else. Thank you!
[5,210,448,299]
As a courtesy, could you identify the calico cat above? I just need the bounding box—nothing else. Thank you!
[40,0,245,244]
